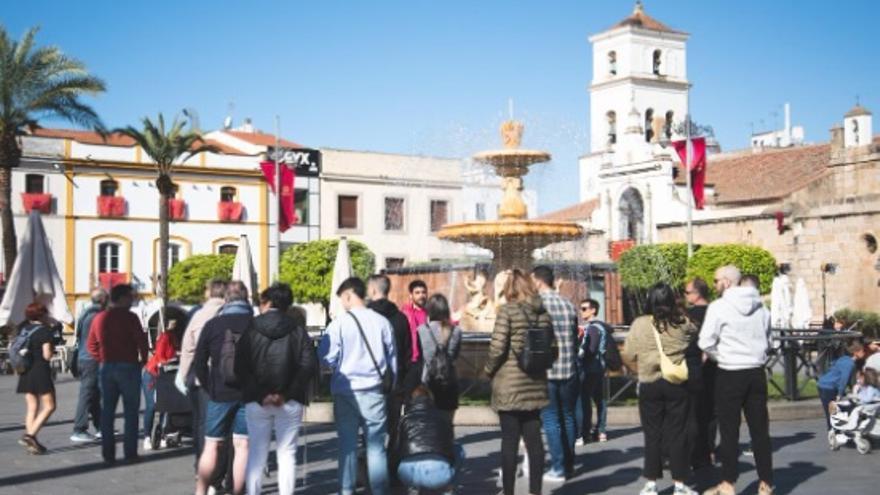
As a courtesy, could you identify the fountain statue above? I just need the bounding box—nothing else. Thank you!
[438,120,584,331]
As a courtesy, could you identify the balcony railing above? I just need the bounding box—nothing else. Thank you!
[21,193,52,214]
[97,196,126,218]
[217,201,243,222]
[98,272,128,290]
[169,199,186,221]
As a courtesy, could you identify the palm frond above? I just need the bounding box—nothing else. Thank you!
[114,113,215,175]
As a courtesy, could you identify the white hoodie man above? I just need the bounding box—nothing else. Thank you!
[699,265,774,495]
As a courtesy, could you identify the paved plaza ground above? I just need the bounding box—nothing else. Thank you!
[0,375,876,494]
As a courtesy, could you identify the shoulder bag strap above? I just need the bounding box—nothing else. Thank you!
[349,311,384,379]
[651,324,667,357]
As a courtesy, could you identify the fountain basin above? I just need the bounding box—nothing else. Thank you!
[438,219,584,270]
[473,149,551,174]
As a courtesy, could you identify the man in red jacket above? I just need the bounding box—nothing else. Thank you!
[87,284,149,465]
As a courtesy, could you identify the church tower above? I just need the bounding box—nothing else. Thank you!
[579,2,690,245]
[588,1,690,155]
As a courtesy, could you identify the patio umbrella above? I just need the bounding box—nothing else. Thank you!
[328,237,352,321]
[231,234,258,304]
[0,211,73,327]
[791,277,812,329]
[770,273,793,329]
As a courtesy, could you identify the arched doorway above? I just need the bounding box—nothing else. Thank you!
[619,187,644,242]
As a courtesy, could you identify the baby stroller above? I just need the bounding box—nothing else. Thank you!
[150,359,192,449]
[828,398,880,454]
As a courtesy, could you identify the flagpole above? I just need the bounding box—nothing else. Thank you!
[685,91,694,259]
[274,115,281,282]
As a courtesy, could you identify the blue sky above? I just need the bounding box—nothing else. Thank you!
[5,0,878,214]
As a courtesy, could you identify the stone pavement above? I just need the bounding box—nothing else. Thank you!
[0,375,876,494]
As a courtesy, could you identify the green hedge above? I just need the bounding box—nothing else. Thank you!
[686,244,776,295]
[279,239,375,307]
[168,254,234,304]
[834,308,880,339]
[618,243,688,290]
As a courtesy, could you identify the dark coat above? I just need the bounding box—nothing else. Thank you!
[484,295,552,412]
[368,298,415,392]
[394,396,456,462]
[234,310,316,405]
[193,313,252,402]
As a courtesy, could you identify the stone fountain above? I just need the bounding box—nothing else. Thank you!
[439,120,584,330]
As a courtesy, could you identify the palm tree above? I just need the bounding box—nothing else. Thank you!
[0,26,105,275]
[115,114,216,308]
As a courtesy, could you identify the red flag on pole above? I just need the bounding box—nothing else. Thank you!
[260,161,297,232]
[672,137,707,209]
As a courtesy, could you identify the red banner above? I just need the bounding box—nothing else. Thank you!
[672,137,707,209]
[260,161,297,232]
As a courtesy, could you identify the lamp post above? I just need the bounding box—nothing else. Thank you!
[821,262,838,324]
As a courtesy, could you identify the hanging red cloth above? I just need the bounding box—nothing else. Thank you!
[260,161,297,232]
[672,137,707,209]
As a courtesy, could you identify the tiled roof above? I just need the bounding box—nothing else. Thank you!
[224,130,303,149]
[538,198,600,222]
[30,128,251,156]
[30,128,136,147]
[845,104,872,117]
[677,143,831,205]
[611,5,684,34]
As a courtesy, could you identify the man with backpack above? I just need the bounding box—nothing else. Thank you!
[234,282,316,495]
[531,266,579,482]
[578,298,613,445]
[70,289,108,443]
[192,281,253,495]
[319,277,397,495]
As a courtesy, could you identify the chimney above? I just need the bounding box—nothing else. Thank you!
[830,123,844,154]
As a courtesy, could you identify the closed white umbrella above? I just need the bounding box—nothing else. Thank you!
[328,237,352,321]
[791,277,813,329]
[770,273,793,329]
[231,234,258,303]
[0,211,72,326]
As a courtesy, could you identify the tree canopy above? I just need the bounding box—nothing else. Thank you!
[279,239,375,307]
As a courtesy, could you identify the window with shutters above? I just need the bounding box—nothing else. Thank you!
[338,195,358,230]
[100,180,118,197]
[384,197,404,231]
[98,242,121,273]
[430,200,449,232]
[220,186,237,202]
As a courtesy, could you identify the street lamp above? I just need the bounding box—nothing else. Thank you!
[821,262,838,325]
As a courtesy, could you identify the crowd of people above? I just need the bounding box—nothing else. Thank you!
[9,262,880,495]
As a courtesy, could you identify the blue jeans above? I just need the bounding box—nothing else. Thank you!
[397,445,465,490]
[541,375,578,475]
[578,370,607,441]
[73,359,101,434]
[100,362,142,461]
[334,390,389,495]
[819,387,837,430]
[141,370,156,438]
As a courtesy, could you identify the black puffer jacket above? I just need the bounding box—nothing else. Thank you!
[394,396,455,462]
[234,310,316,405]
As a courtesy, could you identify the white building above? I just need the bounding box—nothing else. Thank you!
[6,127,280,314]
[318,149,534,269]
[750,103,805,150]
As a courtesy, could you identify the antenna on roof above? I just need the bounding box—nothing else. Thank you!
[182,108,201,133]
[223,100,235,130]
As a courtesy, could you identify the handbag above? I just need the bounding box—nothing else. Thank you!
[349,312,394,395]
[651,325,688,384]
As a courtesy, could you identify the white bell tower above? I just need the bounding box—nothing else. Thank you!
[587,1,690,155]
[579,2,692,246]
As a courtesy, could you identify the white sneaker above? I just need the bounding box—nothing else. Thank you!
[640,482,658,495]
[575,438,585,447]
[142,437,153,451]
[206,487,218,495]
[543,470,566,483]
[674,484,698,495]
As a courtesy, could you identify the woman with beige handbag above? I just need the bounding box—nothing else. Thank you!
[622,283,699,495]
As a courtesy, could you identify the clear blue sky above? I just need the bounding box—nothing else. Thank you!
[5,0,877,214]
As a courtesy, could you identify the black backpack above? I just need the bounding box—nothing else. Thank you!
[600,322,623,372]
[513,306,557,375]
[9,324,40,374]
[424,326,455,392]
[220,326,244,387]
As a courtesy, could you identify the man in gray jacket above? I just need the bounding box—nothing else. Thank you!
[698,265,774,495]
